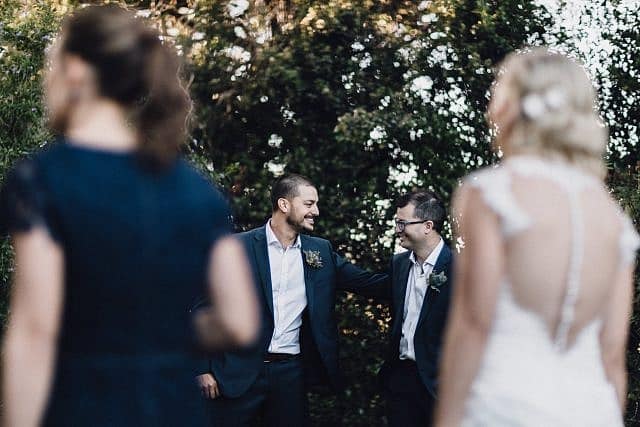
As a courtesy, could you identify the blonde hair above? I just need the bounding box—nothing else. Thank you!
[492,48,607,178]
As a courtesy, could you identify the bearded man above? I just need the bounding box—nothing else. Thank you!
[196,173,388,427]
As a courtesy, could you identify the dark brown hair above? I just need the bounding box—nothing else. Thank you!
[395,191,446,233]
[270,174,315,211]
[61,5,190,168]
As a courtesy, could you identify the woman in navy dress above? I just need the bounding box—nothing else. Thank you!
[0,5,258,426]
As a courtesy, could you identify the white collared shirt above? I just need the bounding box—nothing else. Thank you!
[399,238,444,361]
[265,221,307,354]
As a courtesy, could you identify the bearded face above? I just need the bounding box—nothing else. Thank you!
[284,185,319,232]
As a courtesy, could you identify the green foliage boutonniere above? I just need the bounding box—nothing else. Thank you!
[428,271,447,293]
[303,250,324,269]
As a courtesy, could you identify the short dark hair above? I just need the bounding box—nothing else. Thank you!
[395,191,446,233]
[270,174,315,211]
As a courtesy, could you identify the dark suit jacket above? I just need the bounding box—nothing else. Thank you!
[202,225,389,398]
[379,243,454,398]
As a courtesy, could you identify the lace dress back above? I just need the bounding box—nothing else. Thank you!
[461,156,640,426]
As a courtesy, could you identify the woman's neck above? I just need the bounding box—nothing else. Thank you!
[65,98,137,151]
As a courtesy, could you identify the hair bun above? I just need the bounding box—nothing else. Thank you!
[554,112,607,154]
[495,48,608,177]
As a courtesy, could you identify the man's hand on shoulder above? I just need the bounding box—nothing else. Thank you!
[196,373,220,399]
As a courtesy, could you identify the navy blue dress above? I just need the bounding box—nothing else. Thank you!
[0,140,231,426]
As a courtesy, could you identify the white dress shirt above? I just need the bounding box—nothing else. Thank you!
[399,238,444,361]
[265,221,307,354]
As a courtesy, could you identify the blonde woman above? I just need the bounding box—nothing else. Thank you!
[436,48,639,426]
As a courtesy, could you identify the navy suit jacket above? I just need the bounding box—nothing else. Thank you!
[203,225,389,398]
[379,243,454,398]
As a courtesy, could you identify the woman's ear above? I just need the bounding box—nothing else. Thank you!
[488,79,519,149]
[63,54,98,101]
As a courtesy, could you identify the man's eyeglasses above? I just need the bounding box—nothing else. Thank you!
[394,219,428,232]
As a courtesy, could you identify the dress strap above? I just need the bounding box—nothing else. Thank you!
[554,190,584,350]
[466,166,532,237]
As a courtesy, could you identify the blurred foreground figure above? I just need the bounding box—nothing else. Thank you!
[0,5,257,427]
[436,48,639,426]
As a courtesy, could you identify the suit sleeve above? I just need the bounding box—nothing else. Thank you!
[188,296,213,375]
[331,241,391,298]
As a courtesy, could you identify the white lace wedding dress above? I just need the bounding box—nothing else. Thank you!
[460,156,640,426]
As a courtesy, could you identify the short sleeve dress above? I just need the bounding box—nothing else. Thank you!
[0,139,232,426]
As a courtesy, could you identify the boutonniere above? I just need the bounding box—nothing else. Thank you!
[303,250,324,269]
[427,271,447,293]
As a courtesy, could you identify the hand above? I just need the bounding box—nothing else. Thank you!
[196,373,220,399]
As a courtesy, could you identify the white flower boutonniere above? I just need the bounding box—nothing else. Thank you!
[428,271,447,293]
[303,250,324,269]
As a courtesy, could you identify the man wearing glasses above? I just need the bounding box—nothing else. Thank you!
[379,191,454,427]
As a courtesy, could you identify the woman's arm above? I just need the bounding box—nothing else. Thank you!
[435,186,505,427]
[194,236,259,350]
[599,263,634,412]
[2,228,64,427]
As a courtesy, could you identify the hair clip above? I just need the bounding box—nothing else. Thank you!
[521,86,567,120]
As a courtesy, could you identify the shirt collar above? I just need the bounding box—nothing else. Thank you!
[265,220,301,249]
[409,237,444,267]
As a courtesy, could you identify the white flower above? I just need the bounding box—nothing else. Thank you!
[521,93,546,119]
[411,75,433,91]
[369,125,387,141]
[266,161,285,176]
[136,9,152,18]
[544,87,567,109]
[351,41,365,51]
[281,107,296,122]
[225,45,251,63]
[418,1,432,11]
[166,27,180,37]
[228,0,249,18]
[421,13,438,24]
[410,76,433,103]
[521,87,568,120]
[359,53,372,69]
[234,26,247,39]
[268,134,283,148]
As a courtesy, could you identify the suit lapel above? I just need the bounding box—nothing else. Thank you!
[299,234,316,316]
[417,245,451,327]
[252,227,274,315]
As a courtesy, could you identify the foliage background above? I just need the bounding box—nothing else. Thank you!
[0,0,638,425]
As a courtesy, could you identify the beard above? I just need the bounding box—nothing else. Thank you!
[286,212,314,232]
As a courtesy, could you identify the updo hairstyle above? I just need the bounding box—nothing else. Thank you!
[492,48,607,178]
[60,5,191,168]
